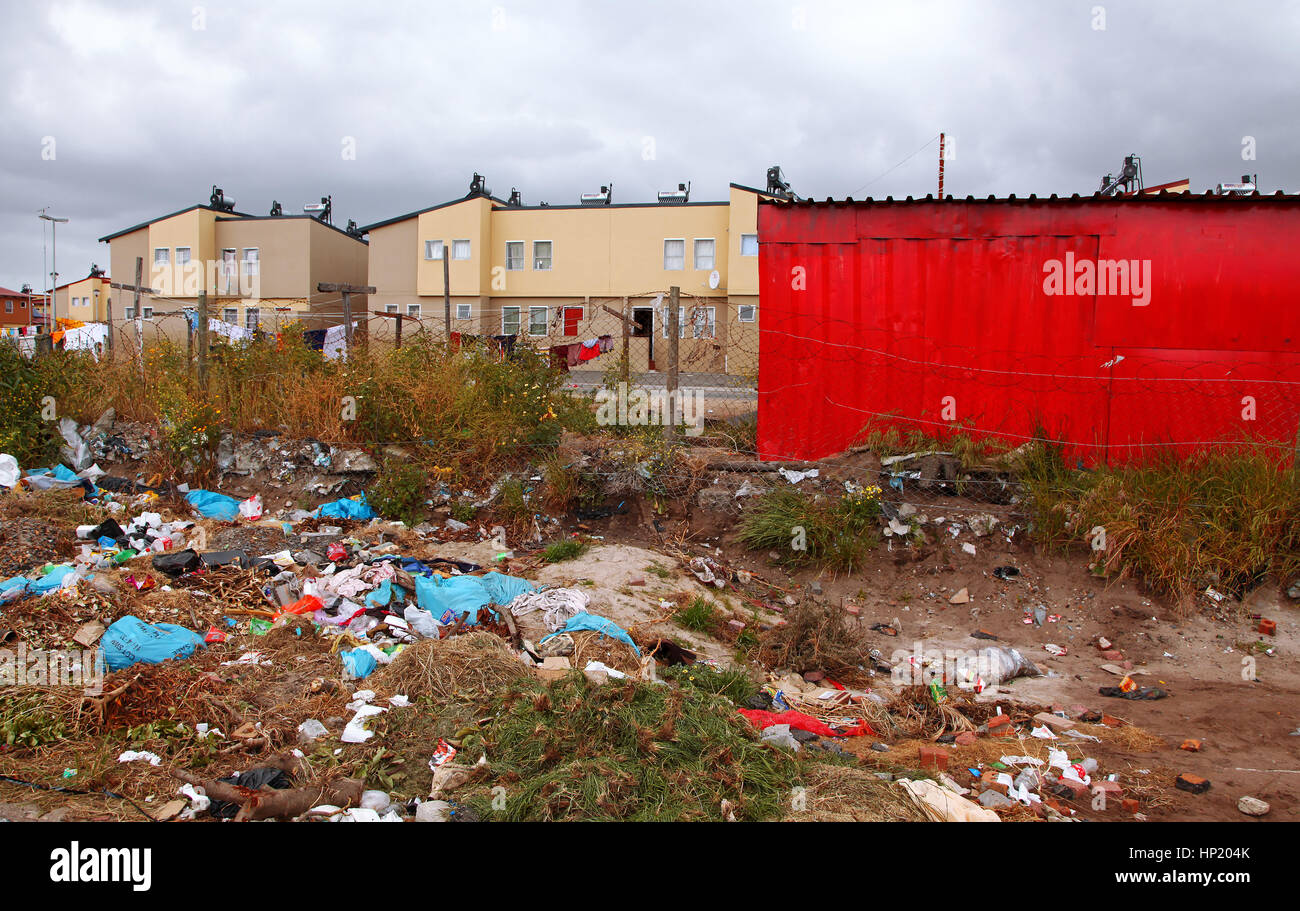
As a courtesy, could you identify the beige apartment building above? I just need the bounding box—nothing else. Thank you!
[98,193,368,339]
[362,175,780,376]
[55,268,113,322]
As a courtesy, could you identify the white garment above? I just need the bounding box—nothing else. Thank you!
[506,587,589,631]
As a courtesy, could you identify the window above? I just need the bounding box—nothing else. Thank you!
[456,303,472,320]
[221,249,237,293]
[245,307,260,330]
[740,234,759,256]
[406,304,420,318]
[533,241,552,270]
[663,239,685,270]
[506,241,524,271]
[691,306,716,339]
[4,300,10,313]
[153,248,169,266]
[424,240,444,260]
[142,307,154,319]
[452,239,471,260]
[501,306,521,336]
[694,238,715,270]
[528,306,548,336]
[125,307,136,319]
[223,308,238,323]
[385,304,398,314]
[242,248,259,275]
[175,247,191,267]
[738,304,757,322]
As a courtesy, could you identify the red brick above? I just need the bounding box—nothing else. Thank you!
[955,731,977,746]
[919,746,950,772]
[1054,777,1089,800]
[1101,649,1124,661]
[1175,773,1211,794]
[1121,798,1140,813]
[1259,619,1276,636]
[1180,739,1202,752]
[1092,779,1125,799]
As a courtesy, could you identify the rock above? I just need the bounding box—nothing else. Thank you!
[897,502,917,519]
[1237,796,1270,817]
[966,514,999,537]
[870,742,890,752]
[1180,739,1202,752]
[802,670,825,683]
[809,581,823,595]
[790,728,818,743]
[977,789,1014,809]
[416,800,453,822]
[335,448,378,472]
[696,487,732,512]
[948,587,970,604]
[1287,579,1300,600]
[538,634,575,658]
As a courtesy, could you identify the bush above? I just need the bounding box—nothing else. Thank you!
[738,486,883,573]
[368,458,429,525]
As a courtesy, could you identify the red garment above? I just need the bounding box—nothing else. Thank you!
[738,708,874,738]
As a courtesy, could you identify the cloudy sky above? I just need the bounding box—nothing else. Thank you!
[2,0,1296,290]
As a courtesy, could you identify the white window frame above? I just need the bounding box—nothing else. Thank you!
[406,304,421,318]
[222,307,238,324]
[125,307,136,319]
[452,239,472,261]
[455,303,472,320]
[528,306,548,337]
[663,238,685,271]
[153,247,170,267]
[385,304,398,314]
[175,246,191,266]
[505,241,525,271]
[693,238,716,270]
[142,306,154,319]
[245,307,260,331]
[501,305,521,336]
[662,306,685,339]
[740,234,759,256]
[533,240,553,271]
[691,306,716,339]
[738,304,757,322]
[424,240,444,260]
[242,247,259,276]
[4,300,11,313]
[221,248,238,293]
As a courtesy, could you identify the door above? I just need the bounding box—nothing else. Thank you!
[632,307,654,369]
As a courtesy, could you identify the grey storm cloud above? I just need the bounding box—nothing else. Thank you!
[1,0,1296,289]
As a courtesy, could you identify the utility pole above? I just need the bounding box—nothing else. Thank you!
[938,132,946,200]
[38,210,68,326]
[197,291,209,393]
[317,282,376,360]
[666,286,680,440]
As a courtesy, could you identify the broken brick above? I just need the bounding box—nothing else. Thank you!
[1175,773,1211,794]
[1180,739,1202,752]
[1101,649,1124,661]
[1259,619,1276,636]
[919,746,949,772]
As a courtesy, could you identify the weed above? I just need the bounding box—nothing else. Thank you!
[738,487,882,573]
[676,597,719,632]
[541,538,589,563]
[368,458,429,526]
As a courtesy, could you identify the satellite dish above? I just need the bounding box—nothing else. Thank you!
[708,270,720,290]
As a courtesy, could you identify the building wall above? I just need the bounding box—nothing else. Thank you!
[58,276,112,322]
[756,197,1300,464]
[0,292,36,326]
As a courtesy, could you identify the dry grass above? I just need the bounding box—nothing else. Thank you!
[758,600,871,677]
[789,762,929,822]
[375,631,527,703]
[569,630,642,676]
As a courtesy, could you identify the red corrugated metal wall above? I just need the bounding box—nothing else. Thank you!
[756,198,1300,464]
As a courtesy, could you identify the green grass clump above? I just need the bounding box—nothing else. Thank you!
[738,487,881,573]
[463,675,796,821]
[676,597,719,632]
[541,538,589,563]
[1022,441,1299,608]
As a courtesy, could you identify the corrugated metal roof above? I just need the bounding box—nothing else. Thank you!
[762,189,1300,209]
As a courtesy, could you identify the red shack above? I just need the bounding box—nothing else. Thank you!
[756,193,1300,464]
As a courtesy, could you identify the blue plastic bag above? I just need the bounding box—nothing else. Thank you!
[29,564,75,594]
[317,494,376,520]
[341,648,378,679]
[542,613,641,656]
[99,616,206,672]
[186,489,241,521]
[412,572,534,626]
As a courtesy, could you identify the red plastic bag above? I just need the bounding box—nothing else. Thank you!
[738,708,874,738]
[284,595,323,616]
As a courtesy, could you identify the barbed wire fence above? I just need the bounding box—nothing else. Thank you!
[34,286,1300,534]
